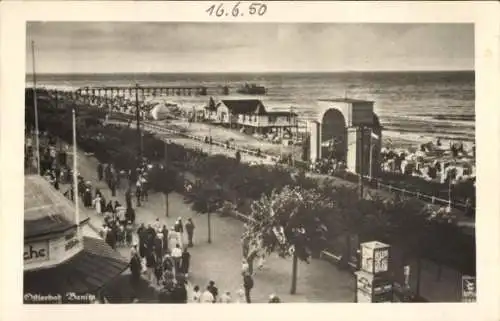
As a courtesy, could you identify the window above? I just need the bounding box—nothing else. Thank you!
[269,116,277,123]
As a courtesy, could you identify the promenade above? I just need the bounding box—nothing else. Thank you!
[68,145,356,303]
[119,119,474,230]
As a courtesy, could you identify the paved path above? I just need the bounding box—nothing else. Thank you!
[67,145,356,303]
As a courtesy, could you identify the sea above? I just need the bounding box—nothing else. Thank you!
[27,71,475,146]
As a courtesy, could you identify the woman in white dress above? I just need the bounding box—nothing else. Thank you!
[168,226,180,250]
[93,195,102,215]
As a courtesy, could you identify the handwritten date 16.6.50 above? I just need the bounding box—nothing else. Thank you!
[206,2,268,17]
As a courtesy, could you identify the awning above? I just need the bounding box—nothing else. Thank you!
[24,237,129,300]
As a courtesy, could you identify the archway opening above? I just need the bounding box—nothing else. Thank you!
[321,109,347,161]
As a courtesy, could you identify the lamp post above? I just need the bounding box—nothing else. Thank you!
[31,40,41,176]
[72,107,80,235]
[164,141,170,217]
[369,129,380,180]
[135,84,142,164]
[290,106,295,167]
[207,208,212,244]
[358,125,365,199]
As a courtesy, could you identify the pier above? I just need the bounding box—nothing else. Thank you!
[76,85,230,99]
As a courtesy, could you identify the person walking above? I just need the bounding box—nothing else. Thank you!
[83,187,92,208]
[235,289,245,303]
[154,233,164,259]
[125,222,133,247]
[154,259,164,286]
[141,174,148,202]
[117,223,125,247]
[105,226,117,250]
[125,206,136,225]
[207,281,219,303]
[162,254,174,274]
[168,226,180,250]
[160,225,169,252]
[243,272,254,303]
[110,178,116,197]
[153,218,161,232]
[180,247,191,276]
[125,188,132,209]
[145,251,156,283]
[219,291,232,303]
[104,163,111,186]
[171,244,182,275]
[137,223,147,259]
[130,244,138,257]
[105,200,114,215]
[99,195,106,214]
[93,194,102,215]
[192,285,202,303]
[135,180,142,207]
[174,218,184,246]
[185,218,195,247]
[116,204,126,225]
[200,286,215,303]
[97,163,103,181]
[129,253,142,293]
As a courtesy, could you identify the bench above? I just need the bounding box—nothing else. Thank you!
[320,250,358,269]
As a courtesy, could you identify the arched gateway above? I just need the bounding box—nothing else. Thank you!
[309,98,382,177]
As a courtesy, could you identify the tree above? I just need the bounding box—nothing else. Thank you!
[185,179,223,243]
[160,166,177,217]
[243,185,333,294]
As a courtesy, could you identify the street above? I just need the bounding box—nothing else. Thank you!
[68,144,356,303]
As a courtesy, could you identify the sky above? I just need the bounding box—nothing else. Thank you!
[26,22,474,74]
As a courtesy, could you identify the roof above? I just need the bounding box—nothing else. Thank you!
[266,111,299,117]
[220,99,267,115]
[24,237,129,296]
[318,98,374,104]
[24,175,89,239]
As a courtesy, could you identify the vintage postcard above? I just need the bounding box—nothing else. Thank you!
[0,1,499,321]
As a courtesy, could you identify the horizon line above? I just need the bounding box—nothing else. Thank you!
[26,69,475,76]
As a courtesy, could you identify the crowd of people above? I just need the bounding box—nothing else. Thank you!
[128,216,194,303]
[126,215,278,304]
[25,126,284,304]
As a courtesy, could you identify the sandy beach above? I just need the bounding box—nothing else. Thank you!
[146,94,475,155]
[152,116,475,162]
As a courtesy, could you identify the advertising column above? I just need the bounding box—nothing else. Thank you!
[355,241,393,303]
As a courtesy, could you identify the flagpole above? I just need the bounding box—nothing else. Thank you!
[32,40,41,176]
[72,108,80,233]
[369,129,373,180]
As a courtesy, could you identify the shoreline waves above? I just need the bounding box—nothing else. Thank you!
[26,70,475,149]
